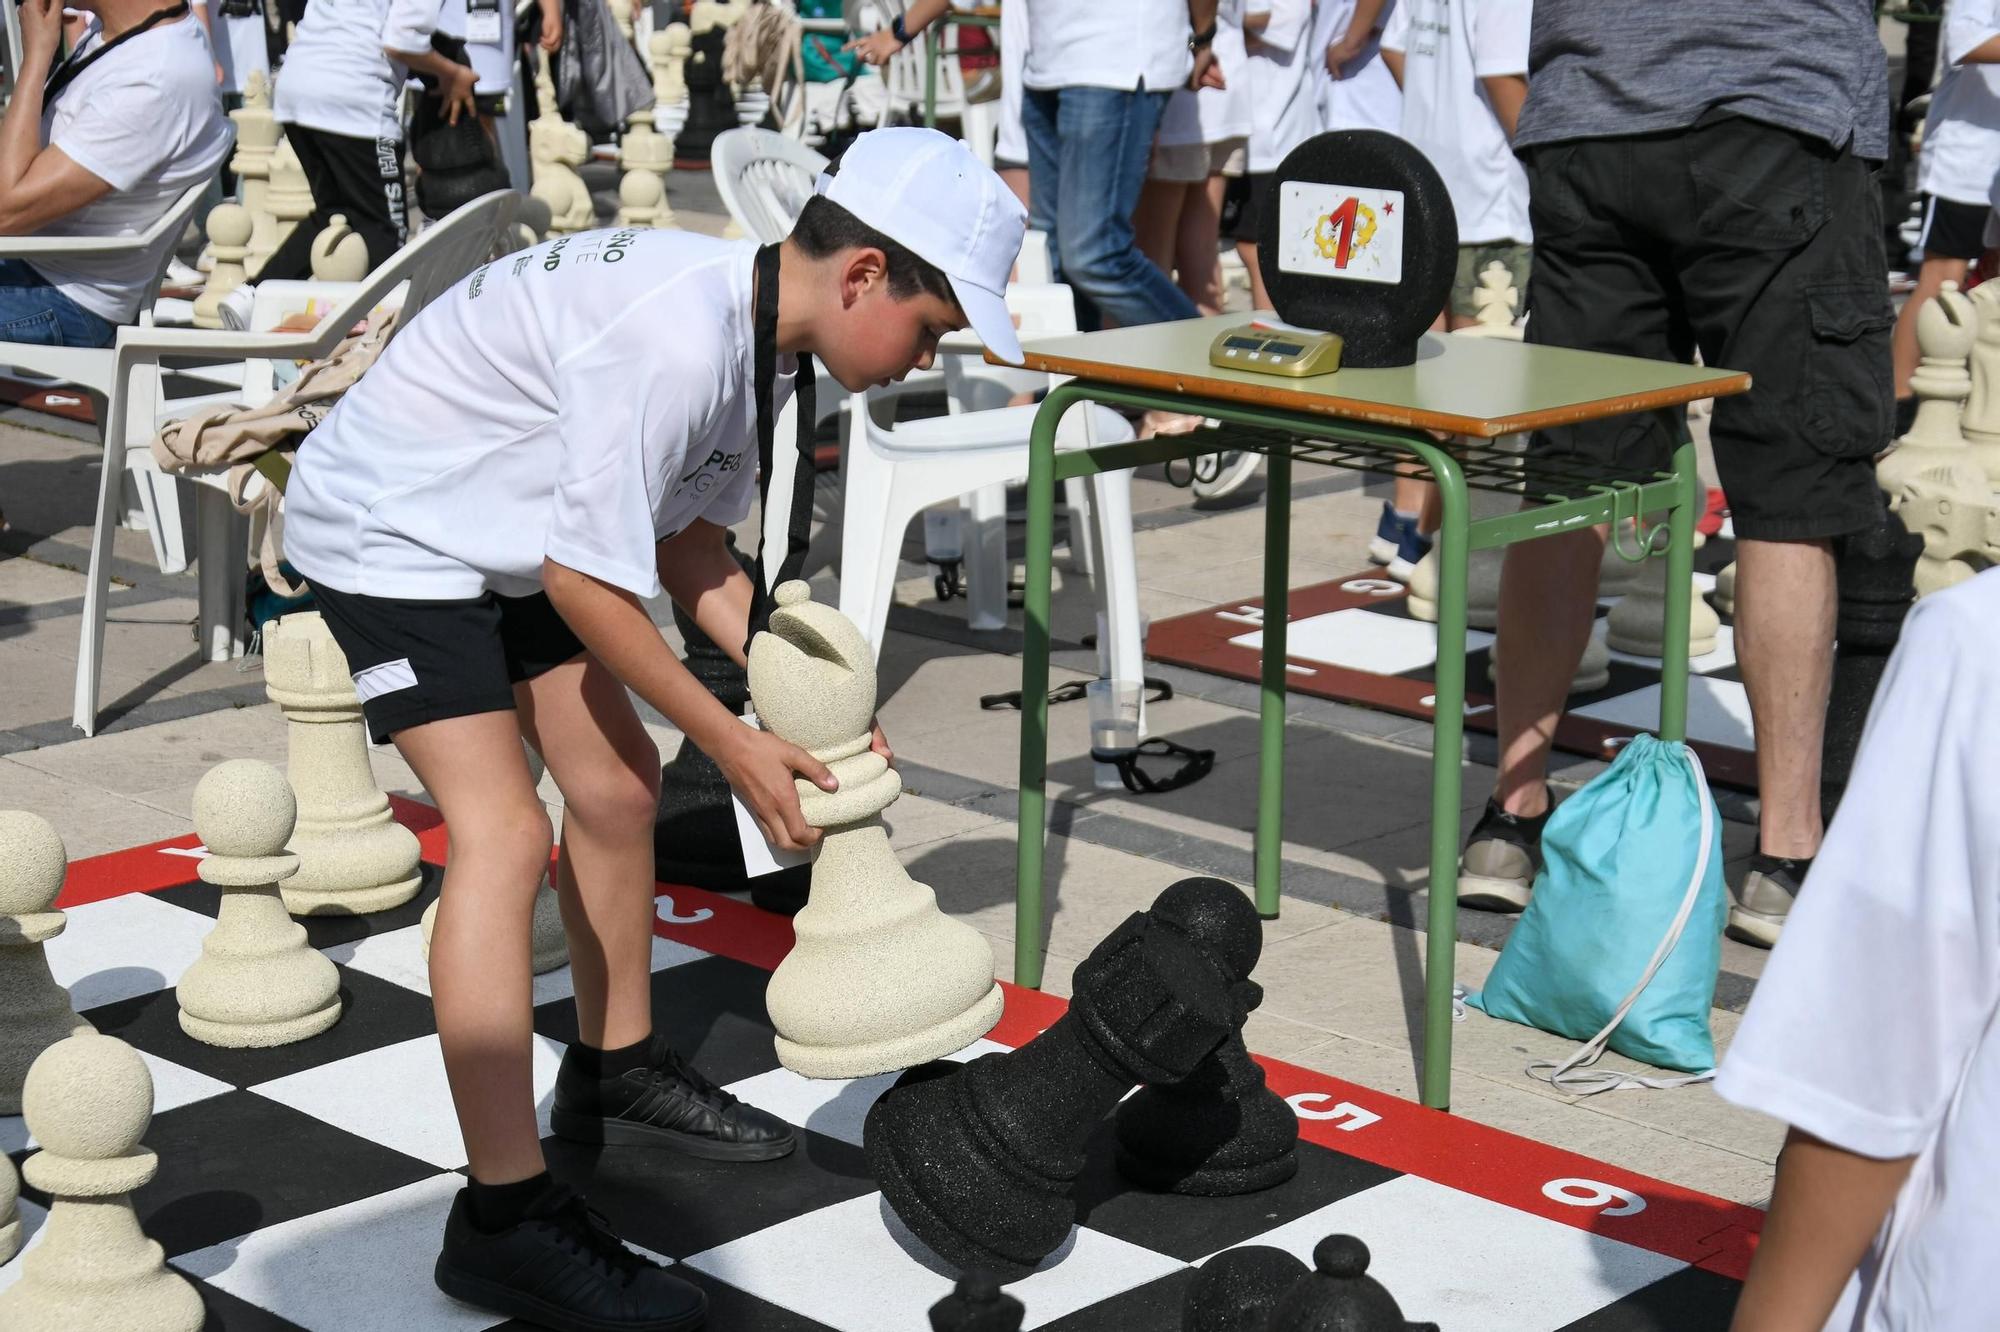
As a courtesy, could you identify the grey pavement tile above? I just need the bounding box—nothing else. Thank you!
[0,756,193,858]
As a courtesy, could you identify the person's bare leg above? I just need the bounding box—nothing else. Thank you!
[1176,175,1224,315]
[1492,525,1607,817]
[1732,537,1836,859]
[1892,254,1965,401]
[516,654,663,1053]
[396,710,552,1186]
[1239,239,1270,310]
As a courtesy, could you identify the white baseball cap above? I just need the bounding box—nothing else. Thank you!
[817,127,1029,364]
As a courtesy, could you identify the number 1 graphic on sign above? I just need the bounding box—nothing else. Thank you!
[1324,196,1360,268]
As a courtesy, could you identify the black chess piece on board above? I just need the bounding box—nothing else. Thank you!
[652,540,810,914]
[1115,952,1298,1195]
[1820,507,1921,824]
[865,878,1264,1278]
[1183,1245,1312,1332]
[1270,1236,1438,1332]
[928,1271,1025,1331]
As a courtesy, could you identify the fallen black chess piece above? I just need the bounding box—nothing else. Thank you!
[865,877,1263,1277]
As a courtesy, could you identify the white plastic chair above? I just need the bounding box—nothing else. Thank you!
[875,2,995,161]
[0,181,211,576]
[74,190,522,734]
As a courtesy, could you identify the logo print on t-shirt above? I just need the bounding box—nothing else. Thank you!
[677,448,746,495]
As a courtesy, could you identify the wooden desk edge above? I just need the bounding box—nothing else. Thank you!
[997,352,1754,440]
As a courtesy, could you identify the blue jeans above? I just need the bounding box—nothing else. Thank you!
[0,259,117,348]
[1021,84,1199,330]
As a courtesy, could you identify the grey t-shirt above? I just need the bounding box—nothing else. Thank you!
[1514,0,1890,161]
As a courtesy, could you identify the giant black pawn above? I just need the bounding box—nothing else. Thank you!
[1270,1236,1438,1332]
[652,541,810,915]
[866,878,1264,1278]
[1115,983,1298,1195]
[672,23,742,167]
[1184,1245,1312,1332]
[929,1272,1025,1331]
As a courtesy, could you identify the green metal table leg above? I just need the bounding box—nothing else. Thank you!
[1255,449,1292,919]
[1013,394,1069,991]
[1421,453,1470,1111]
[1656,441,1700,744]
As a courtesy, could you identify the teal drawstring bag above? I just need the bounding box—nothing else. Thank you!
[1466,735,1726,1092]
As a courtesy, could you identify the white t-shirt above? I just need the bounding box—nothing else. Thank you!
[1918,1,2000,206]
[1381,0,1531,245]
[1157,0,1251,149]
[285,231,791,601]
[1311,0,1401,134]
[273,0,445,141]
[1242,0,1317,172]
[1023,0,1192,94]
[1716,571,2000,1332]
[33,15,233,323]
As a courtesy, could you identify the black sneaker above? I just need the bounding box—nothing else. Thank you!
[1458,794,1552,912]
[435,1182,706,1332]
[552,1036,797,1161]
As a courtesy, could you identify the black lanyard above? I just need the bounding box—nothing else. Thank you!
[44,2,192,104]
[744,242,819,654]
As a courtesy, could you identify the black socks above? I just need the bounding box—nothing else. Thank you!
[1749,851,1813,891]
[567,1035,655,1081]
[466,1171,556,1233]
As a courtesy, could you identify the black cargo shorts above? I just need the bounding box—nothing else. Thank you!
[1521,114,1891,542]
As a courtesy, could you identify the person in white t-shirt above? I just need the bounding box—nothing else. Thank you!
[283,128,1026,1332]
[1312,0,1400,133]
[1892,3,2000,418]
[1371,0,1529,581]
[1225,0,1316,313]
[0,0,232,347]
[1716,569,2000,1332]
[1135,0,1249,314]
[264,0,472,280]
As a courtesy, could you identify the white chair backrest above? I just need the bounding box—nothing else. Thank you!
[713,127,829,243]
[881,9,967,123]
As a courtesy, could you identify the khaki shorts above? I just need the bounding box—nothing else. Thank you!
[1149,137,1244,184]
[1451,241,1532,321]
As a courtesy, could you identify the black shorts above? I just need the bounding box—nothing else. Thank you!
[1520,115,1891,542]
[1225,171,1275,244]
[1915,193,1991,261]
[309,583,586,744]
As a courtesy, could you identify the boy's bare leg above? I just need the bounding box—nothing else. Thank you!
[1492,524,1607,816]
[396,710,553,1186]
[516,654,663,1053]
[1733,537,1836,859]
[1176,177,1224,315]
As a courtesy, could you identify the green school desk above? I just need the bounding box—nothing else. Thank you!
[1005,315,1749,1110]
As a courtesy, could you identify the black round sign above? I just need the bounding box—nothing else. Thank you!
[1256,130,1459,368]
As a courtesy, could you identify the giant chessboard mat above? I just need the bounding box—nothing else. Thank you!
[1,800,1762,1330]
[1144,543,1757,790]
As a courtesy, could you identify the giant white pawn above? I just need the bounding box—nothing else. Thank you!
[1959,279,2000,486]
[750,582,1004,1078]
[0,812,90,1115]
[263,611,423,916]
[0,1033,202,1331]
[176,761,343,1047]
[1606,554,1719,659]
